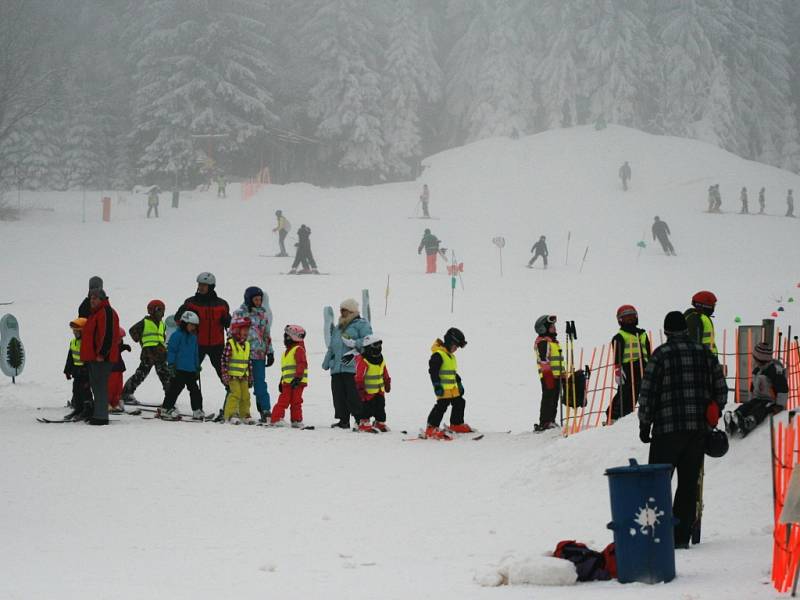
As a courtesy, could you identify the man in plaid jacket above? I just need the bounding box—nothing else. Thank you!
[638,310,728,548]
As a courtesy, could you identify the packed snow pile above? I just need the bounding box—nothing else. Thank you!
[476,555,577,587]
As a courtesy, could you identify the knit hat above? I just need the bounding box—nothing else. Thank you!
[340,298,359,313]
[88,276,103,291]
[753,342,773,362]
[663,311,687,334]
[89,288,107,301]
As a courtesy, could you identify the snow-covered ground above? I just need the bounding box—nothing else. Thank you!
[1,125,797,599]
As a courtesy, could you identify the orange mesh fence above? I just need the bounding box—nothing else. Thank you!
[771,418,800,592]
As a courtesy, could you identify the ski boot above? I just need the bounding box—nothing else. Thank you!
[357,419,378,433]
[228,413,241,425]
[446,423,474,434]
[259,410,271,424]
[288,268,297,275]
[373,421,389,432]
[192,409,207,421]
[269,419,287,427]
[723,411,738,435]
[423,426,452,440]
[291,420,304,429]
[242,415,256,425]
[121,393,138,405]
[158,407,181,421]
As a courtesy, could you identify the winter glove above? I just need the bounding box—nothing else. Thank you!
[384,380,391,393]
[705,402,721,427]
[65,373,72,380]
[266,352,275,367]
[290,377,302,389]
[542,366,556,390]
[457,381,465,396]
[121,343,132,353]
[433,382,444,397]
[614,367,626,386]
[639,422,651,444]
[278,382,283,392]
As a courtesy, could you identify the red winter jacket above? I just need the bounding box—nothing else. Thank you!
[176,290,231,347]
[81,299,121,363]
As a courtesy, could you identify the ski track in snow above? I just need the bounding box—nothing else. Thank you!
[0,125,795,599]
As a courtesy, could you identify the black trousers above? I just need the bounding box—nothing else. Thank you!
[608,361,645,421]
[648,431,705,546]
[656,235,675,255]
[734,397,774,435]
[88,361,112,420]
[292,245,317,270]
[539,381,559,426]
[528,251,547,267]
[427,396,465,428]
[198,344,224,384]
[331,373,364,424]
[70,369,93,412]
[163,370,203,411]
[363,394,387,422]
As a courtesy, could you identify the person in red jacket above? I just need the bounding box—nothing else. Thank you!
[355,334,392,432]
[175,272,231,388]
[270,325,308,427]
[80,288,121,425]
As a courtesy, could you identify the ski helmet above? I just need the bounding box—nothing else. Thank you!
[443,327,467,348]
[244,286,264,306]
[704,429,729,458]
[275,209,282,216]
[231,317,251,330]
[196,272,216,286]
[362,334,382,347]
[69,317,87,330]
[147,299,165,314]
[616,305,638,325]
[534,314,556,335]
[692,290,717,310]
[284,324,306,342]
[180,311,200,325]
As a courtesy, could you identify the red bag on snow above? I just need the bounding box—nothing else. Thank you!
[553,540,616,581]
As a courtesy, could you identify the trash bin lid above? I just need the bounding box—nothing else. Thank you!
[605,458,672,476]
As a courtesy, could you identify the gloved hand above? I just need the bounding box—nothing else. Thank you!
[542,367,556,390]
[457,381,465,396]
[65,373,72,380]
[384,381,391,393]
[278,382,283,392]
[290,377,302,389]
[705,402,721,427]
[433,382,444,397]
[266,352,275,367]
[639,422,651,444]
[121,343,132,353]
[614,367,626,386]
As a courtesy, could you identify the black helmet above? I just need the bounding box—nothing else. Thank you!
[534,314,556,335]
[443,327,467,348]
[705,429,729,458]
[275,209,282,216]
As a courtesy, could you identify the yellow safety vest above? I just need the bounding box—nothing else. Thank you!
[618,330,650,364]
[141,318,166,348]
[435,348,460,399]
[70,338,84,367]
[227,339,250,378]
[281,345,308,384]
[700,314,717,356]
[537,339,563,378]
[364,360,386,395]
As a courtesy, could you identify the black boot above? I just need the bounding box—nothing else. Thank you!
[89,417,109,426]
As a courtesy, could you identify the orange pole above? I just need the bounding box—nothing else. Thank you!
[735,328,740,403]
[595,343,613,428]
[584,344,604,431]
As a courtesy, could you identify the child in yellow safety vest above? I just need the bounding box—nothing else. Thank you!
[354,334,392,432]
[222,317,254,424]
[270,324,308,427]
[63,318,93,421]
[533,314,562,432]
[424,327,472,439]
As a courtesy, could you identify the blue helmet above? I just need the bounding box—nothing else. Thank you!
[244,286,264,307]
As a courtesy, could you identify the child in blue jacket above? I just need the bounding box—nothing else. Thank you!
[160,311,203,420]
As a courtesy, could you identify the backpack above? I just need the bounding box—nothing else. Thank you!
[553,540,615,581]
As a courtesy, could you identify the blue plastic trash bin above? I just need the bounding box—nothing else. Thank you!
[605,458,676,584]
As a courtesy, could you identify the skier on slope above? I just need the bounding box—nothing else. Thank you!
[739,187,749,214]
[607,306,651,424]
[420,184,430,218]
[619,161,631,191]
[418,228,442,274]
[707,186,715,212]
[533,315,562,432]
[724,342,788,437]
[424,327,472,439]
[787,190,795,217]
[355,334,392,432]
[651,217,676,256]
[231,287,274,422]
[289,224,319,274]
[758,187,766,214]
[272,210,291,256]
[527,235,549,268]
[175,272,231,389]
[159,311,204,420]
[121,300,172,406]
[147,186,160,218]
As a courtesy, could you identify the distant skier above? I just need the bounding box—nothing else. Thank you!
[147,186,160,218]
[420,184,430,218]
[739,187,748,214]
[787,189,795,217]
[619,161,631,191]
[758,187,765,214]
[724,342,787,437]
[533,315,562,432]
[707,186,715,212]
[217,174,226,198]
[418,228,442,274]
[272,209,291,256]
[652,217,676,256]
[710,184,722,212]
[527,235,549,268]
[289,224,319,274]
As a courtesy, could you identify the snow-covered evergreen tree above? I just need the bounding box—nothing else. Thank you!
[303,0,386,183]
[381,0,442,178]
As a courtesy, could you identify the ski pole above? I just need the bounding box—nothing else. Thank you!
[565,231,571,266]
[384,274,390,317]
[579,246,589,272]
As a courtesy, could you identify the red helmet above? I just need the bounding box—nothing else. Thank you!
[284,324,306,342]
[692,290,717,309]
[231,317,251,330]
[147,299,165,314]
[616,304,638,325]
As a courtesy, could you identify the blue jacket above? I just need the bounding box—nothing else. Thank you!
[322,316,372,375]
[167,328,200,372]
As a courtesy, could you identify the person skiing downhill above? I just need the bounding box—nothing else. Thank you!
[527,235,549,268]
[739,187,748,214]
[424,327,472,439]
[651,217,676,256]
[418,228,442,274]
[289,224,318,274]
[607,305,651,423]
[420,184,430,218]
[619,161,631,191]
[534,315,562,432]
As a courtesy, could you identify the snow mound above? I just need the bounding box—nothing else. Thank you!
[477,555,577,587]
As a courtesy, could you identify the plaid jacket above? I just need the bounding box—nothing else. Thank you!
[638,334,727,435]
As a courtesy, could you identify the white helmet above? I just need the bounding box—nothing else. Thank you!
[362,334,382,347]
[180,311,200,325]
[196,272,216,285]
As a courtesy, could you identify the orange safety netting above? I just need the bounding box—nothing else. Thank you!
[772,416,800,592]
[241,166,271,201]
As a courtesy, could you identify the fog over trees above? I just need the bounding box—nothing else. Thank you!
[1,0,799,188]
